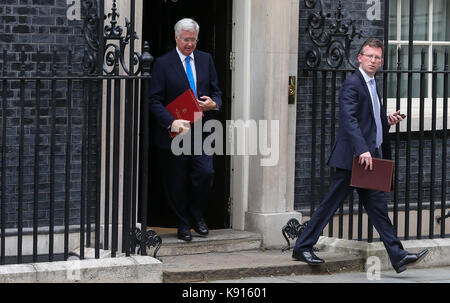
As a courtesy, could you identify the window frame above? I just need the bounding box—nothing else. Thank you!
[387,0,450,132]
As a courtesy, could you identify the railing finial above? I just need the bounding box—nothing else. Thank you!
[141,41,154,77]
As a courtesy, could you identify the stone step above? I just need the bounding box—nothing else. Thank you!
[162,250,365,283]
[149,229,263,257]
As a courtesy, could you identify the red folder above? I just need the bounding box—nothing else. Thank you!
[350,157,394,192]
[165,89,203,138]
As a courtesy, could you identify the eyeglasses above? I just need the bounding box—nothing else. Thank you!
[178,37,199,43]
[361,54,383,62]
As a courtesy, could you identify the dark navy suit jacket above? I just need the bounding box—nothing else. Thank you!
[328,69,391,170]
[148,48,222,150]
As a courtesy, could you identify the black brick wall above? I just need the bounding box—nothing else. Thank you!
[0,0,96,229]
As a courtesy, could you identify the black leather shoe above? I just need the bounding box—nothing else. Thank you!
[393,249,428,274]
[193,218,209,236]
[292,249,325,265]
[177,229,192,242]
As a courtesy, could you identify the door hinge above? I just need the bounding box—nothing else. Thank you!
[289,75,296,104]
[229,51,235,71]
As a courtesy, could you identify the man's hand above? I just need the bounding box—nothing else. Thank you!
[171,119,190,135]
[388,110,406,126]
[359,151,373,170]
[198,96,217,111]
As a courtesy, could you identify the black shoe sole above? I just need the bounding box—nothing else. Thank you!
[292,258,324,265]
[394,265,407,274]
[395,250,429,273]
[292,254,325,265]
[193,229,209,236]
[177,233,193,241]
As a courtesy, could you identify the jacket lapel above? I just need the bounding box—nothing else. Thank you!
[169,49,190,89]
[356,69,376,119]
[355,69,389,132]
[193,50,203,95]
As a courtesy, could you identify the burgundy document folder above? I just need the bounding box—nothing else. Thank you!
[165,89,203,138]
[350,157,394,192]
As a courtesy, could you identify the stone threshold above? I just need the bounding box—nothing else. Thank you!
[162,250,364,283]
[316,236,450,270]
[152,229,263,257]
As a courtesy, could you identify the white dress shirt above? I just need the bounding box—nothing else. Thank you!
[176,47,197,88]
[359,67,380,118]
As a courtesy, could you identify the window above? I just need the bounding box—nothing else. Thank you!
[387,0,450,131]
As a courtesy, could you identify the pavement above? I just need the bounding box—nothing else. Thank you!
[1,228,449,284]
[158,229,450,283]
[208,265,450,283]
[162,250,365,283]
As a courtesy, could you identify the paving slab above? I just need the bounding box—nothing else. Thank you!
[381,266,450,283]
[212,276,296,283]
[0,256,162,283]
[209,265,450,283]
[155,229,262,257]
[162,249,364,283]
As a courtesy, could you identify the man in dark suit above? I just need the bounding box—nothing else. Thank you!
[292,38,428,273]
[148,18,222,241]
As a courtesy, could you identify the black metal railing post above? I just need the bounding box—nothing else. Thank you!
[111,47,121,258]
[1,50,7,265]
[127,0,138,256]
[49,49,57,262]
[394,48,402,232]
[441,49,448,238]
[418,48,426,239]
[81,50,88,261]
[404,0,415,241]
[33,51,42,263]
[131,77,140,254]
[65,49,74,261]
[94,0,105,261]
[125,0,136,256]
[430,49,438,239]
[383,0,390,109]
[139,41,153,255]
[104,78,112,251]
[86,78,92,248]
[311,70,318,216]
[18,47,26,264]
[122,0,136,257]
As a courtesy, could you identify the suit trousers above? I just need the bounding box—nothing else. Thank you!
[157,148,214,230]
[294,168,408,267]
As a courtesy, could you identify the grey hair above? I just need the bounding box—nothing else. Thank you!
[174,18,200,37]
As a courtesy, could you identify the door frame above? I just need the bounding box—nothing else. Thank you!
[138,0,234,229]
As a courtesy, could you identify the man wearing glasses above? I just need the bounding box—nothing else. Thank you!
[148,18,222,242]
[291,38,428,274]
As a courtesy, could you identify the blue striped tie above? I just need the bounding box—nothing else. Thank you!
[185,56,197,98]
[369,79,383,148]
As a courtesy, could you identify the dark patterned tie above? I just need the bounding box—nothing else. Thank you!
[369,79,383,148]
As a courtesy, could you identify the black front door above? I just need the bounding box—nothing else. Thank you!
[142,0,232,229]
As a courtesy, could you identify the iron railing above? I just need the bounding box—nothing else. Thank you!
[304,51,449,241]
[300,0,450,242]
[0,0,160,265]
